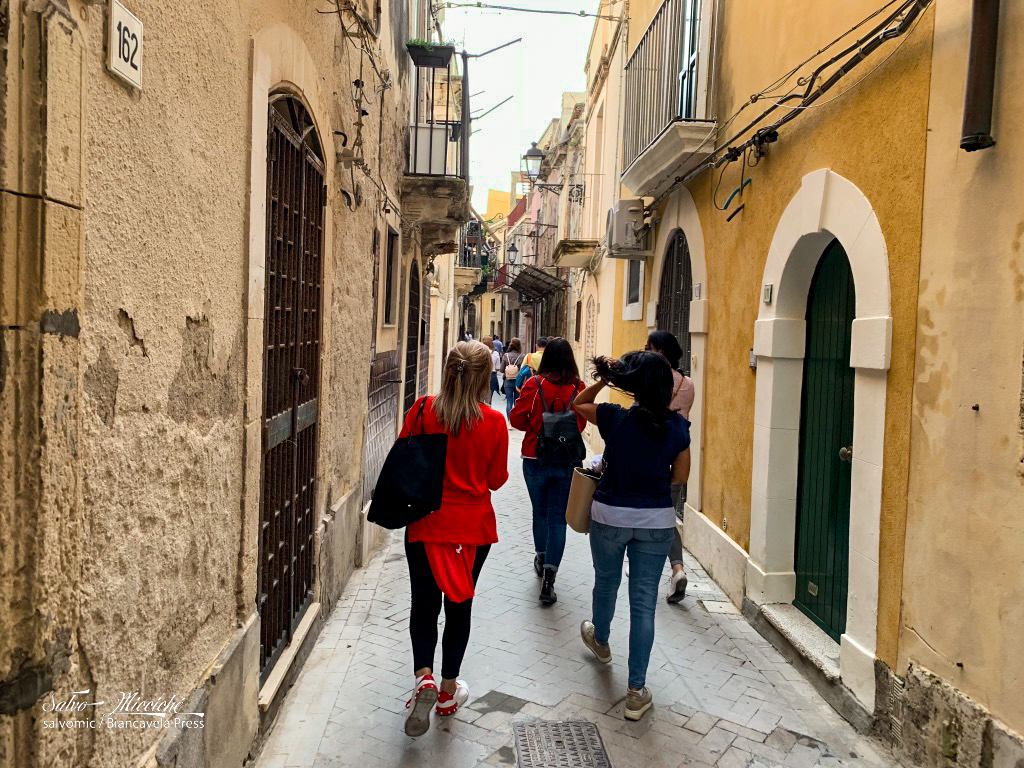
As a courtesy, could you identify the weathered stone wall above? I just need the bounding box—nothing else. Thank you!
[0,0,414,765]
[882,664,1024,768]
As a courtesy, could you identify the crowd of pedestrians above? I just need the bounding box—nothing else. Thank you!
[395,330,694,736]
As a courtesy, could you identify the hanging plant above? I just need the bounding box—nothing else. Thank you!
[406,39,455,68]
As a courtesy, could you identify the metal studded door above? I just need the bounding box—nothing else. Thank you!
[793,240,855,642]
[259,98,326,679]
[404,264,421,415]
[655,229,693,374]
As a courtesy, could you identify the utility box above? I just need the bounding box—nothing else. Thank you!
[605,199,651,259]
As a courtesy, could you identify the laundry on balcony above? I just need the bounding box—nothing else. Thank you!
[508,265,568,301]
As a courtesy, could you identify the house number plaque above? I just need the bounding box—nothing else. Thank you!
[107,0,143,89]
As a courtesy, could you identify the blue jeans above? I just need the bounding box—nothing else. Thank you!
[589,521,673,689]
[505,383,518,416]
[522,459,574,569]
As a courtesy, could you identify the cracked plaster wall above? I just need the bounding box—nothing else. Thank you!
[1,0,411,765]
[901,0,1024,742]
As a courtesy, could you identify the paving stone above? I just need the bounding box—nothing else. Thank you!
[717,746,755,768]
[253,431,900,768]
[684,711,719,735]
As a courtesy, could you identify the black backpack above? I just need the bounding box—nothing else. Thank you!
[534,380,586,464]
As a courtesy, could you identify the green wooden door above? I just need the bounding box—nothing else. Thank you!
[794,241,855,641]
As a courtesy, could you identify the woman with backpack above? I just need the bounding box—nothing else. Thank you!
[572,351,690,721]
[401,341,509,737]
[500,338,526,416]
[509,338,586,605]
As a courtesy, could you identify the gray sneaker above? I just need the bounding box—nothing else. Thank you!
[580,621,612,664]
[624,687,653,720]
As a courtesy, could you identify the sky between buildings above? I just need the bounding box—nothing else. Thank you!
[440,0,595,211]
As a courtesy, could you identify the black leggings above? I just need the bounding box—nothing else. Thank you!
[406,537,490,679]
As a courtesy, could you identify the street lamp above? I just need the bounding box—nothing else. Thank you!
[523,142,543,182]
[506,242,519,264]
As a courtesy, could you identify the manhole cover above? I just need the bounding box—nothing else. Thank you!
[513,720,612,768]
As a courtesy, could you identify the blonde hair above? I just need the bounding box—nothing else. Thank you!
[482,336,495,350]
[433,341,492,434]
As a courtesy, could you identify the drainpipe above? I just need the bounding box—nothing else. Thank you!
[960,0,1000,151]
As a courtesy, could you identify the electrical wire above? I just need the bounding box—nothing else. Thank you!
[642,0,918,205]
[437,1,621,21]
[646,0,930,212]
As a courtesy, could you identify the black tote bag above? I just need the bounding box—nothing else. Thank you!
[367,398,448,529]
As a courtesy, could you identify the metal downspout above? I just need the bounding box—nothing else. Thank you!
[961,0,1000,151]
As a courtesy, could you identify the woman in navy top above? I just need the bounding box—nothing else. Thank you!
[573,351,690,721]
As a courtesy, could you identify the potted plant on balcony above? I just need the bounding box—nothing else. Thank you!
[406,38,456,68]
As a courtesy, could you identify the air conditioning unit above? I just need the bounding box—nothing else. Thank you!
[605,199,651,259]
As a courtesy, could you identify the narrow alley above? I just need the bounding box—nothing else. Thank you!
[255,426,898,768]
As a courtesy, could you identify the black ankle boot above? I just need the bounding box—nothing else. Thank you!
[534,553,545,577]
[540,566,557,605]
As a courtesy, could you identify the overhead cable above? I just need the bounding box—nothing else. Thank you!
[437,2,621,22]
[646,0,931,213]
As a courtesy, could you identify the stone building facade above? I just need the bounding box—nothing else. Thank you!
[0,1,467,766]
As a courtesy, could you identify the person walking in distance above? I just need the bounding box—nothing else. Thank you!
[646,331,694,602]
[509,338,586,604]
[483,336,502,400]
[500,338,526,416]
[573,352,690,721]
[402,342,509,737]
[514,335,547,395]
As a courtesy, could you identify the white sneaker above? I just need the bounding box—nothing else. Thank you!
[404,674,438,737]
[435,679,470,716]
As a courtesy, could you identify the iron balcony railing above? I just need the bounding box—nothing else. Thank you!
[623,0,702,170]
[408,65,468,179]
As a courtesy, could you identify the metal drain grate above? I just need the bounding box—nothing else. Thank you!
[513,720,612,768]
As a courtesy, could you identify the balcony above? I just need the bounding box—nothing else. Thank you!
[620,0,716,198]
[401,58,470,255]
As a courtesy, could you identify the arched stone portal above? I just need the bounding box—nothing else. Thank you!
[749,169,891,711]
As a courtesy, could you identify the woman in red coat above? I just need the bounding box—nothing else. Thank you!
[401,341,509,737]
[509,338,586,605]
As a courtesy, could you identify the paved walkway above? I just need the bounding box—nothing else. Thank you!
[256,418,902,768]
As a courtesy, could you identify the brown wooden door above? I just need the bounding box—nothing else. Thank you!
[258,98,325,680]
[655,229,693,374]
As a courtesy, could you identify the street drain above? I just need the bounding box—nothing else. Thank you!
[513,720,612,768]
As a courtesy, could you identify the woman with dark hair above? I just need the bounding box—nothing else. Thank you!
[500,337,525,416]
[646,330,695,603]
[509,337,586,604]
[572,351,690,721]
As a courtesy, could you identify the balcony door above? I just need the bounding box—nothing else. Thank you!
[678,0,701,119]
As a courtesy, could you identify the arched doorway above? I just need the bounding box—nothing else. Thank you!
[467,303,477,339]
[750,169,892,710]
[794,240,855,641]
[259,94,325,679]
[655,229,693,374]
[404,262,421,415]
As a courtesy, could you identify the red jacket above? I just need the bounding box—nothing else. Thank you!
[403,396,509,545]
[509,375,587,459]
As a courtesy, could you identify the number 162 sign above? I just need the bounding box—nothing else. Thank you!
[107,0,143,89]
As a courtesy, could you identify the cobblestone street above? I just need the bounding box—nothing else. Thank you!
[255,421,902,768]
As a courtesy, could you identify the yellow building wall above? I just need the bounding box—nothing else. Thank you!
[607,1,935,665]
[900,1,1024,733]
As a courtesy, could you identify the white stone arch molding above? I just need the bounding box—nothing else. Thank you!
[243,24,337,610]
[644,186,709,516]
[748,168,891,713]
